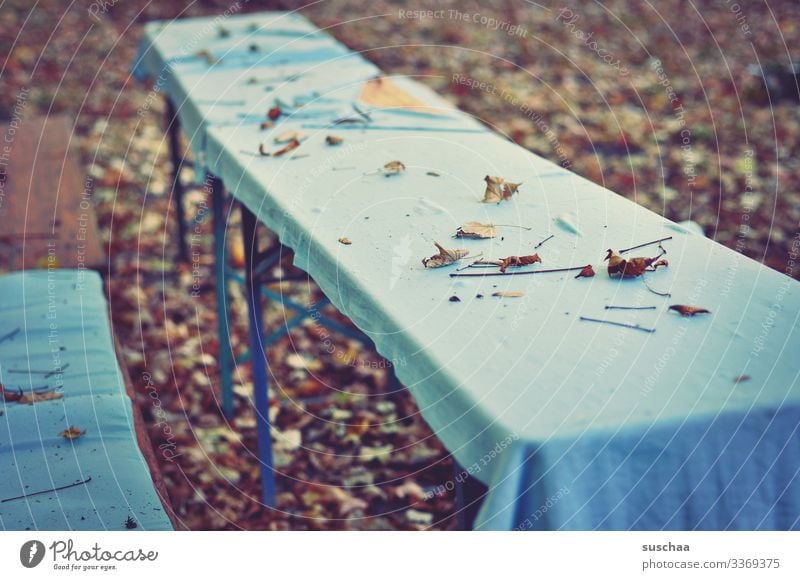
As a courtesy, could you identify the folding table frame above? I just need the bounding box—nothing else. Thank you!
[165,98,485,528]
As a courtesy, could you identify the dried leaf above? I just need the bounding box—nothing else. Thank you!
[422,242,469,268]
[259,121,273,130]
[482,175,522,203]
[575,264,596,278]
[195,50,218,65]
[0,383,22,402]
[668,305,710,316]
[394,480,426,501]
[267,106,282,121]
[326,135,343,146]
[499,253,541,273]
[272,138,300,157]
[455,221,497,239]
[18,390,63,404]
[338,237,352,245]
[492,291,525,297]
[605,250,668,278]
[383,160,405,175]
[274,130,304,144]
[59,426,86,440]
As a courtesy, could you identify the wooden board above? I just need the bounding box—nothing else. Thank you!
[0,115,104,271]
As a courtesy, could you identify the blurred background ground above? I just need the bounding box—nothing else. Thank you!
[0,0,797,529]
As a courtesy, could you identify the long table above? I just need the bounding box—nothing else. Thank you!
[135,10,800,530]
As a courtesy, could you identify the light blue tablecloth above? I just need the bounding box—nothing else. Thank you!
[135,11,800,530]
[0,270,172,530]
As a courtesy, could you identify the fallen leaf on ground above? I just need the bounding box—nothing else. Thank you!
[59,426,86,440]
[267,106,282,120]
[493,291,525,297]
[456,221,497,239]
[499,253,541,273]
[326,135,343,146]
[575,264,596,278]
[668,305,710,316]
[422,242,469,268]
[405,509,433,525]
[338,237,352,245]
[482,175,521,203]
[394,480,427,501]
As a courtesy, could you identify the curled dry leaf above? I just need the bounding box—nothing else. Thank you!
[575,264,596,278]
[272,138,301,157]
[492,291,525,297]
[422,242,469,268]
[274,130,304,144]
[338,237,352,245]
[18,390,63,404]
[59,426,86,440]
[668,305,710,316]
[482,175,521,203]
[0,383,22,402]
[195,50,218,65]
[499,253,541,273]
[258,143,269,156]
[383,160,406,175]
[456,221,497,239]
[326,135,343,146]
[267,106,282,120]
[605,249,668,278]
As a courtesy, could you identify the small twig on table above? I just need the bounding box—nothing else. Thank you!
[534,234,555,249]
[0,327,20,344]
[642,276,671,297]
[619,236,673,254]
[604,305,657,311]
[579,317,656,333]
[1,476,92,503]
[450,265,585,278]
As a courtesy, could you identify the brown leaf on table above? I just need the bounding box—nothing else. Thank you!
[382,160,406,175]
[492,291,525,297]
[326,135,343,146]
[18,390,63,404]
[422,242,469,268]
[0,383,22,402]
[482,175,522,203]
[668,305,710,316]
[274,130,304,144]
[338,237,352,245]
[195,50,218,65]
[455,221,497,239]
[259,121,273,130]
[605,249,668,278]
[575,264,596,278]
[499,253,541,273]
[267,106,282,120]
[272,138,300,157]
[59,426,86,440]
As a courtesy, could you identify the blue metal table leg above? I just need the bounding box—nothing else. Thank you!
[210,175,234,418]
[241,203,277,507]
[166,98,189,262]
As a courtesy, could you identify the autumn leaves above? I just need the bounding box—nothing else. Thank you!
[417,174,710,328]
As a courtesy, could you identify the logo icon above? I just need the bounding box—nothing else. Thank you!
[20,540,45,568]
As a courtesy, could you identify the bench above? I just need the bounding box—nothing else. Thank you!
[0,116,174,530]
[135,11,800,530]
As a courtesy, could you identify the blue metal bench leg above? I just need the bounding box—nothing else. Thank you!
[166,98,189,263]
[241,203,277,507]
[210,175,234,418]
